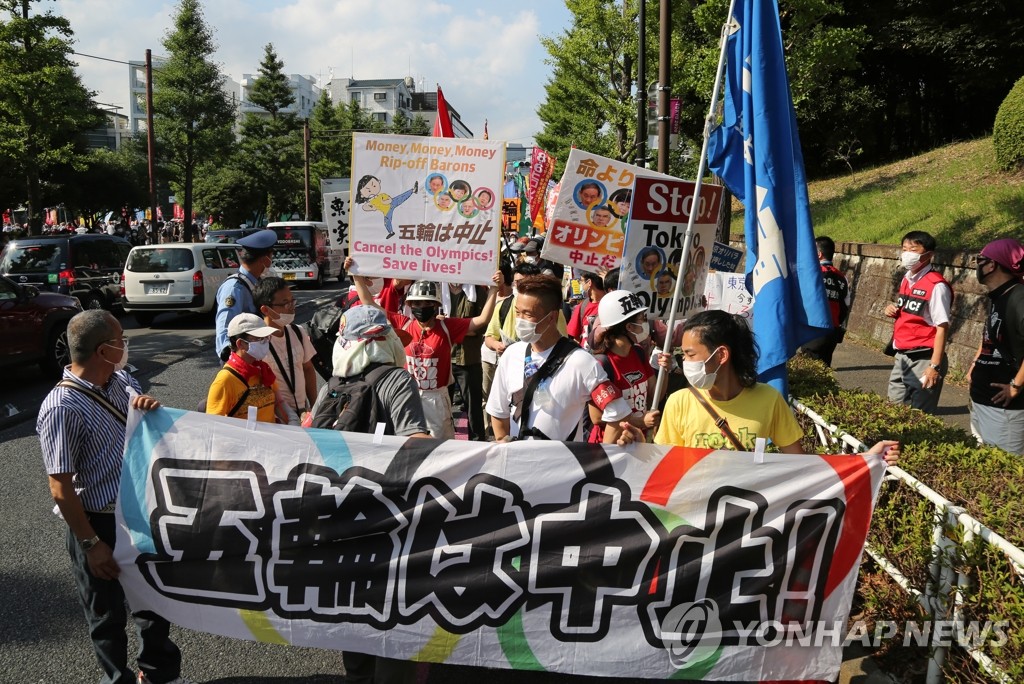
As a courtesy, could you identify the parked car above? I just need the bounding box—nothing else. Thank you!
[0,274,82,377]
[0,233,131,311]
[120,243,242,327]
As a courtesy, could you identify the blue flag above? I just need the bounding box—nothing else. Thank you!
[706,0,831,397]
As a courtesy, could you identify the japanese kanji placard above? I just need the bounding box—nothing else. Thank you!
[115,407,884,681]
[348,133,504,286]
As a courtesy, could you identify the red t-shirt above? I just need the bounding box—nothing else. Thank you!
[387,313,471,390]
[589,346,653,442]
[568,301,600,347]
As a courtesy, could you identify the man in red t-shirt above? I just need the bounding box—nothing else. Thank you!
[351,271,499,438]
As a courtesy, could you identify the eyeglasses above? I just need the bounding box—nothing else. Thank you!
[271,299,296,309]
[973,256,992,266]
[97,337,129,351]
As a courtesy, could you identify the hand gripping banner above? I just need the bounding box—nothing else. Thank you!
[116,407,885,681]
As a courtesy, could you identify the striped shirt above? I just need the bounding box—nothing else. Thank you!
[37,368,141,514]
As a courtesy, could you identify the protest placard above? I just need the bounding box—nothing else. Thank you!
[527,147,556,227]
[704,270,755,323]
[541,150,670,271]
[348,133,504,286]
[321,180,351,259]
[116,407,883,681]
[710,240,743,273]
[620,177,724,320]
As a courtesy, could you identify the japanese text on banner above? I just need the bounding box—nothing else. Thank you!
[348,133,504,285]
[619,177,724,320]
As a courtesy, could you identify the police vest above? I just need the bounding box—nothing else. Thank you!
[820,263,849,327]
[894,270,950,350]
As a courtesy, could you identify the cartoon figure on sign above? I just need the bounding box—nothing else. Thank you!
[609,188,632,218]
[355,174,419,239]
[448,180,472,202]
[576,181,604,210]
[590,205,616,229]
[427,173,447,196]
[458,197,479,219]
[436,193,454,211]
[683,246,706,296]
[655,269,676,298]
[636,246,665,291]
[475,188,494,211]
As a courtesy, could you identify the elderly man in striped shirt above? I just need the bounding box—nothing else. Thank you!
[37,310,191,684]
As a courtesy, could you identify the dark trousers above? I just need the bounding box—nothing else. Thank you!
[343,651,416,684]
[800,329,844,367]
[67,513,181,684]
[451,363,485,441]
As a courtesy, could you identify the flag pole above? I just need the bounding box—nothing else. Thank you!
[650,0,739,414]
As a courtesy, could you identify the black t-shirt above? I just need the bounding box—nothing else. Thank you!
[970,280,1024,409]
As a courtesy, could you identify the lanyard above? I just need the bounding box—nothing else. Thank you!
[268,326,298,407]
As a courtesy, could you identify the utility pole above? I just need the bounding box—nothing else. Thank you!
[145,49,158,244]
[657,0,671,173]
[303,119,311,220]
[636,1,647,168]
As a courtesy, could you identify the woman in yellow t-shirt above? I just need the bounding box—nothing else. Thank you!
[654,310,899,463]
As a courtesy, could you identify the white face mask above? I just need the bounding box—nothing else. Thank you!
[367,278,384,297]
[274,311,295,326]
[103,341,129,372]
[682,346,724,390]
[901,251,924,270]
[515,312,550,344]
[523,255,538,264]
[628,321,650,344]
[245,339,270,361]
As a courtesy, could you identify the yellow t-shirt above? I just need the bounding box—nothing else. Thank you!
[368,193,392,214]
[206,368,278,423]
[654,383,803,450]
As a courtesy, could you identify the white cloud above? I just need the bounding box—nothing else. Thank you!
[54,0,568,146]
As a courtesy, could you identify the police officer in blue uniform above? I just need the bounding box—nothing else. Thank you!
[215,229,277,361]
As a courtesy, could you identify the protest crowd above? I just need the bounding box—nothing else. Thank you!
[37,137,1024,684]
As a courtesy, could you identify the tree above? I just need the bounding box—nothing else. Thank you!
[153,0,235,241]
[0,0,102,234]
[235,42,303,222]
[536,0,639,173]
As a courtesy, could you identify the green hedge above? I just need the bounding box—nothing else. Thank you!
[788,356,1024,680]
[994,75,1024,171]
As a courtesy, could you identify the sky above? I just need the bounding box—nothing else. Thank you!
[53,0,574,146]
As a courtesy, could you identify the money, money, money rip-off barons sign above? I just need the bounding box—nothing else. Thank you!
[115,408,884,681]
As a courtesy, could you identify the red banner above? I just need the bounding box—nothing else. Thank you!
[527,147,556,228]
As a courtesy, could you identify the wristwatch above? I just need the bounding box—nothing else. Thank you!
[79,535,100,551]
[928,363,941,371]
[1011,380,1021,391]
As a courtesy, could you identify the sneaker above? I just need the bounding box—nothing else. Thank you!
[138,674,196,684]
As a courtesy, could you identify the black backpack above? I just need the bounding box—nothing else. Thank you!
[310,363,400,433]
[304,291,360,380]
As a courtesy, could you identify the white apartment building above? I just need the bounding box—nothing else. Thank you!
[128,57,241,135]
[239,73,319,119]
[327,76,473,138]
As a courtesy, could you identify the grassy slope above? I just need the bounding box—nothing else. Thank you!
[804,138,1024,250]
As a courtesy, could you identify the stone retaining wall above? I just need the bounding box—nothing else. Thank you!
[728,237,990,376]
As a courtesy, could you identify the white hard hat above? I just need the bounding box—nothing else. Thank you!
[598,289,648,328]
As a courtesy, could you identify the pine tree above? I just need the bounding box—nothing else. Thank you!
[153,0,235,241]
[247,43,294,119]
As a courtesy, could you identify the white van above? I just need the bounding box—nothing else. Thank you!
[120,243,242,326]
[266,221,344,287]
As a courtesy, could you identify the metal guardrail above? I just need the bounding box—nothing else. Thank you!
[791,398,1020,684]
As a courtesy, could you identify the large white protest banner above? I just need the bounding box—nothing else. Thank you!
[541,149,670,271]
[619,177,724,320]
[348,133,504,286]
[115,407,885,681]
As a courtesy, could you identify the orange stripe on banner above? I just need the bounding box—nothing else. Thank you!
[641,446,714,506]
[818,454,873,597]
